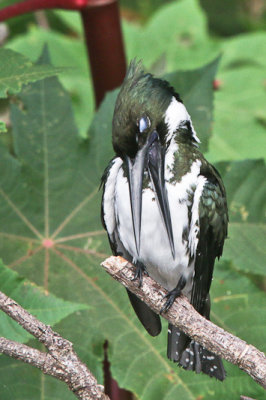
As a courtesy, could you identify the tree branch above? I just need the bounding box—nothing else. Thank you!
[0,292,110,400]
[101,256,266,389]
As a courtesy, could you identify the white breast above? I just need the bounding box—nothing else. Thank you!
[102,157,123,235]
[114,155,203,292]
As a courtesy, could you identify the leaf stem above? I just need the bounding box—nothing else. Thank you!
[54,230,105,243]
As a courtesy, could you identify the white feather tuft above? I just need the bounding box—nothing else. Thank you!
[164,96,200,144]
[188,175,207,256]
[102,158,123,234]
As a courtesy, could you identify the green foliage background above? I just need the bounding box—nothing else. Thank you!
[0,0,265,399]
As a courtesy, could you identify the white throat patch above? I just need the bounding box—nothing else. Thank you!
[164,96,200,144]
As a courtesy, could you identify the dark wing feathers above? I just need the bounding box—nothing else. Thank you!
[176,176,227,381]
[191,177,228,315]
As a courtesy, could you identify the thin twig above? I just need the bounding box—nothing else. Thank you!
[101,256,266,389]
[0,292,109,400]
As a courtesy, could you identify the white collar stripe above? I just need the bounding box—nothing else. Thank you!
[164,96,200,143]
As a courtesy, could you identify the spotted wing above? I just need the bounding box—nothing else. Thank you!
[172,173,228,380]
[191,174,228,316]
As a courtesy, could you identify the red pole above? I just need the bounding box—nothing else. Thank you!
[0,0,88,20]
[81,0,127,107]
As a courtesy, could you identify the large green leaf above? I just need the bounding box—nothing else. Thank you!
[5,26,93,138]
[220,32,266,70]
[0,48,64,98]
[123,0,221,71]
[0,49,104,398]
[0,260,88,343]
[205,64,266,162]
[216,159,266,276]
[52,9,83,35]
[205,32,266,163]
[0,49,264,400]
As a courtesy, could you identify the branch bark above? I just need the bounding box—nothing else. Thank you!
[101,256,266,389]
[0,291,110,400]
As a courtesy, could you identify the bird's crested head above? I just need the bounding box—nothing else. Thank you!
[112,59,199,158]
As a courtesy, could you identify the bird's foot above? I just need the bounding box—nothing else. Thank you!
[160,276,186,314]
[131,261,149,288]
[160,288,181,314]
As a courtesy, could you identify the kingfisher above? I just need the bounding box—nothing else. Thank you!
[101,60,228,380]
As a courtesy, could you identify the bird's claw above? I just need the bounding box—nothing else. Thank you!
[160,289,181,314]
[131,261,148,288]
[131,268,143,288]
[160,276,186,314]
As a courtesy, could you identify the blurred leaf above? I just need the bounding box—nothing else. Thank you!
[217,159,266,223]
[205,33,266,162]
[205,66,266,162]
[52,9,83,35]
[166,56,220,152]
[123,0,221,71]
[220,32,266,70]
[217,159,266,276]
[149,53,167,76]
[0,48,65,98]
[0,120,7,132]
[0,259,88,343]
[224,223,265,276]
[5,26,93,137]
[120,0,176,20]
[212,261,265,351]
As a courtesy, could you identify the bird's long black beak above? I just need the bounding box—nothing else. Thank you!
[125,130,175,258]
[126,146,147,256]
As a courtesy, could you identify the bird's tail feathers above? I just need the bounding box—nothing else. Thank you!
[127,289,161,336]
[167,324,226,381]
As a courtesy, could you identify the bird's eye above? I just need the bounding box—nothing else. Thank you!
[138,115,151,133]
